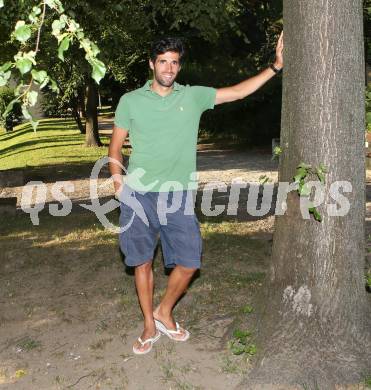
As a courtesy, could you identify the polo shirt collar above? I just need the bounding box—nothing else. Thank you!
[143,80,181,93]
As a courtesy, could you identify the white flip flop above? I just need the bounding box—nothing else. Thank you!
[154,318,190,342]
[132,331,161,355]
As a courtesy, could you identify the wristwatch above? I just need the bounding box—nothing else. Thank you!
[270,63,282,74]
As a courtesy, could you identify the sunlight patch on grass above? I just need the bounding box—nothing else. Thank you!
[0,118,111,170]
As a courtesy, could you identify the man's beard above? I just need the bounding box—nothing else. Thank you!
[154,71,176,87]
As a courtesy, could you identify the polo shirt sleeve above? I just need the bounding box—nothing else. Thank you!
[190,86,217,113]
[114,95,131,131]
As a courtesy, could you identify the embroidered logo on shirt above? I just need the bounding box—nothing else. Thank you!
[179,106,184,111]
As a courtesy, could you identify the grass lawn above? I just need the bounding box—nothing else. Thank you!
[0,118,112,171]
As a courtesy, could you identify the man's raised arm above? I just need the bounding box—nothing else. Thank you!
[215,31,283,105]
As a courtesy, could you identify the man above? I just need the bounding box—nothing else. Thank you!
[109,34,284,354]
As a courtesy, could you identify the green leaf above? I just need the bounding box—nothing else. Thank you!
[293,167,307,183]
[22,104,39,131]
[0,62,12,72]
[27,91,38,107]
[28,13,37,23]
[39,76,50,89]
[32,6,41,15]
[31,69,48,84]
[14,21,32,43]
[20,50,36,65]
[315,168,325,184]
[298,182,311,197]
[91,59,106,84]
[58,36,70,61]
[231,345,245,355]
[68,19,80,32]
[44,0,64,12]
[15,58,32,74]
[245,344,257,355]
[80,38,91,51]
[0,70,11,87]
[59,13,68,24]
[259,175,269,185]
[90,42,100,56]
[233,329,251,339]
[308,206,322,222]
[49,79,59,93]
[14,83,24,95]
[272,145,282,160]
[367,112,371,125]
[297,162,312,170]
[22,104,32,119]
[242,305,253,314]
[2,98,18,119]
[30,118,39,132]
[366,272,371,288]
[52,19,64,35]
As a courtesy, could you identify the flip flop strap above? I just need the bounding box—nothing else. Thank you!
[137,335,157,345]
[166,322,183,335]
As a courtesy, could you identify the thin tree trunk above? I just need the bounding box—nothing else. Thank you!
[85,79,102,147]
[78,87,86,118]
[5,117,13,132]
[71,97,85,134]
[242,1,371,388]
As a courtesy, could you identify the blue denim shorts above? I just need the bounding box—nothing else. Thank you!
[119,186,202,269]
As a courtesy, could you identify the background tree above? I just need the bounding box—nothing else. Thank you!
[147,0,283,144]
[241,0,371,388]
[0,0,106,136]
[1,0,284,146]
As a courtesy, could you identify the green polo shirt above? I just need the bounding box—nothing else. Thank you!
[114,80,216,192]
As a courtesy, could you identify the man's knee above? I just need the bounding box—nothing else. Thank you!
[177,264,198,277]
[135,260,153,273]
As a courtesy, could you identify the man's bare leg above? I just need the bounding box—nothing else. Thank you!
[133,261,157,352]
[153,264,197,339]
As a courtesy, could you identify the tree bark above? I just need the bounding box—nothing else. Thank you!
[84,79,102,147]
[71,96,85,134]
[242,1,371,388]
[5,116,13,132]
[78,86,86,118]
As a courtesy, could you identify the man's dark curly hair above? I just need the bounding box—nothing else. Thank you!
[150,37,185,64]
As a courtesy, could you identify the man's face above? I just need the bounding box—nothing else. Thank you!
[149,51,181,87]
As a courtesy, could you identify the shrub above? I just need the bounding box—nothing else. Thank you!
[0,87,22,131]
[41,89,72,117]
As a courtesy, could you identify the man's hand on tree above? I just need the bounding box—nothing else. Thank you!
[274,31,284,70]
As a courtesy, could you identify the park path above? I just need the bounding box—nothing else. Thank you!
[0,150,280,209]
[1,118,371,232]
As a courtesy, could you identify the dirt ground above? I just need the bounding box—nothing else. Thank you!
[1,148,370,390]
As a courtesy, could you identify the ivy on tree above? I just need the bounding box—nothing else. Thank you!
[293,162,327,222]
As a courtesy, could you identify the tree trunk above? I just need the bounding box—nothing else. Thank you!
[78,87,86,118]
[243,1,371,388]
[71,97,85,134]
[5,117,13,132]
[85,79,102,147]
